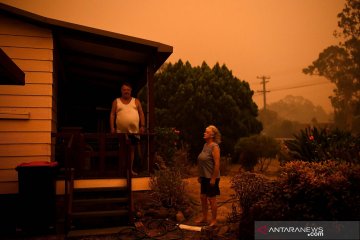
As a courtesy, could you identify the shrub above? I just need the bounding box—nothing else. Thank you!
[253,161,360,220]
[277,140,292,166]
[233,134,280,171]
[230,170,272,217]
[285,127,360,163]
[149,167,189,210]
[233,161,360,239]
[154,127,180,165]
[229,170,273,239]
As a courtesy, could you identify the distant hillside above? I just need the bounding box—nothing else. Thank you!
[266,95,332,123]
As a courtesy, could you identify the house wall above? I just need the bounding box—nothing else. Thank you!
[0,14,55,194]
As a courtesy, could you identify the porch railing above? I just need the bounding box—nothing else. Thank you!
[53,132,155,179]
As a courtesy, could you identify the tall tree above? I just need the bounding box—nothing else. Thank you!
[303,0,360,132]
[151,60,262,160]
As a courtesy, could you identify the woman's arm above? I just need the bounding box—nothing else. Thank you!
[210,145,220,185]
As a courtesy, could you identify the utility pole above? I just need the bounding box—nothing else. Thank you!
[257,75,270,111]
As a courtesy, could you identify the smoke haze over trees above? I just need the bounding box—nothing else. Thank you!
[266,95,331,123]
[303,0,360,133]
[258,96,332,138]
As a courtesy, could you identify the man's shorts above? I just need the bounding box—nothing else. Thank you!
[200,177,220,198]
[128,135,140,145]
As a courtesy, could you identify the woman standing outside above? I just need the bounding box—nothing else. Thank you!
[197,125,221,227]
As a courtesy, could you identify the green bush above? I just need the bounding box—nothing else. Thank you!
[285,127,360,163]
[233,134,280,171]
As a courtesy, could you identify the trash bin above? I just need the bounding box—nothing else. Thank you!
[16,161,58,233]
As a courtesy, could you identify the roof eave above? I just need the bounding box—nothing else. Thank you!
[0,3,173,63]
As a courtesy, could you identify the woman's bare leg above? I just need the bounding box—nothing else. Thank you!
[208,197,217,226]
[196,194,208,224]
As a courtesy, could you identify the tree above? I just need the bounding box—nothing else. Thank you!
[233,134,280,171]
[303,0,360,132]
[149,60,262,161]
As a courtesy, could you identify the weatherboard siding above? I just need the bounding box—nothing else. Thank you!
[0,14,55,193]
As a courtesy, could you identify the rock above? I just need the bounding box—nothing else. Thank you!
[156,207,169,219]
[182,206,193,218]
[176,211,185,222]
[218,225,229,235]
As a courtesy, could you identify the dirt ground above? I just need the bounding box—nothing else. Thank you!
[128,161,280,239]
[183,170,239,224]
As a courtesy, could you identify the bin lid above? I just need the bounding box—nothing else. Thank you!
[16,161,58,168]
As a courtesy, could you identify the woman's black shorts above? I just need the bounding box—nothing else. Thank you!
[200,177,220,197]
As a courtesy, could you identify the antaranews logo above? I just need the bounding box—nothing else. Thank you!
[256,225,268,235]
[255,221,359,240]
[307,227,324,237]
[268,226,324,237]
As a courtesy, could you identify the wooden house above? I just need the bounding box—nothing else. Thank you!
[0,3,172,234]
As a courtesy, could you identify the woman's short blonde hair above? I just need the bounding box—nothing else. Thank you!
[207,125,221,144]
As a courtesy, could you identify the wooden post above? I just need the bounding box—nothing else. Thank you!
[147,65,155,173]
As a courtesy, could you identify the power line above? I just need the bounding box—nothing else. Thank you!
[253,80,331,97]
[270,81,330,92]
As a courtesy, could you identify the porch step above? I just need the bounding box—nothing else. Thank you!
[73,187,128,198]
[69,186,132,230]
[74,186,128,193]
[67,226,131,238]
[73,197,128,205]
[71,209,128,218]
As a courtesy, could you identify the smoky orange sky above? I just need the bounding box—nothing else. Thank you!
[1,0,346,113]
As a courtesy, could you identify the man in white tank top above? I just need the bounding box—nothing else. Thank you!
[110,82,145,176]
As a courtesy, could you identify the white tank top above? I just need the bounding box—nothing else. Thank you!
[115,97,139,133]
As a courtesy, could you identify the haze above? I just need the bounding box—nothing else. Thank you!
[0,0,346,113]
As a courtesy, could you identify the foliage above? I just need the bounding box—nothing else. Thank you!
[154,127,180,165]
[252,161,360,221]
[303,0,360,132]
[149,167,189,210]
[149,60,262,161]
[232,161,360,239]
[229,170,273,239]
[233,134,280,171]
[277,140,292,166]
[230,170,272,217]
[285,126,360,163]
